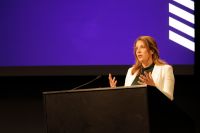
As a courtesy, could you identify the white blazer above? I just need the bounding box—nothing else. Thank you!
[124,64,175,100]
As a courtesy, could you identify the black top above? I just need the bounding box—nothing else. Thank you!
[131,63,155,85]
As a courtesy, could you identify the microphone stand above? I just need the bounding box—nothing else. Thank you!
[72,75,102,90]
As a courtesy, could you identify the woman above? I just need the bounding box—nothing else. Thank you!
[109,36,175,100]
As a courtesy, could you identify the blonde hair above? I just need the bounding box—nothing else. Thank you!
[131,36,167,75]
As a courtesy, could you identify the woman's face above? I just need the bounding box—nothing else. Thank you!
[135,40,153,65]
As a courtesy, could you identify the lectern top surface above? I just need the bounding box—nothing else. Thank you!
[43,84,147,95]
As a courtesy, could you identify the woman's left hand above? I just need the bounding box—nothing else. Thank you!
[138,72,155,86]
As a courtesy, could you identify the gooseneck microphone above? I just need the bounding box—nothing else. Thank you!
[72,75,102,90]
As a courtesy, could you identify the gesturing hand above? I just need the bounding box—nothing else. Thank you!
[138,72,155,86]
[108,73,117,88]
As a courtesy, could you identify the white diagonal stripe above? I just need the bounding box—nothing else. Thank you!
[169,30,194,51]
[169,17,194,38]
[173,0,194,10]
[169,3,194,24]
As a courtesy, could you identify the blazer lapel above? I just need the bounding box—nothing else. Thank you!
[152,65,160,83]
[128,70,138,86]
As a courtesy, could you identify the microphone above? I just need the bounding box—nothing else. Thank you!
[72,75,102,90]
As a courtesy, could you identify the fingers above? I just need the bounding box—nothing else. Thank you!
[108,73,113,82]
[148,72,153,79]
[139,75,146,83]
[108,73,117,88]
[112,80,117,87]
[137,80,145,85]
[144,71,148,78]
[108,73,112,80]
[110,77,117,88]
[138,72,155,86]
[139,72,149,83]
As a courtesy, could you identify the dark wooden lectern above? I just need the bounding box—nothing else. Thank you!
[43,85,195,133]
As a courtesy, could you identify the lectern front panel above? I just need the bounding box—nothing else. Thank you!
[43,86,149,133]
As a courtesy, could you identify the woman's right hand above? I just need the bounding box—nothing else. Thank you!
[108,73,117,88]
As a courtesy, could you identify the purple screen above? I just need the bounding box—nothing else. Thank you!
[0,0,194,66]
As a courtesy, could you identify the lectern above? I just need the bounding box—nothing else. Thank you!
[43,85,194,133]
